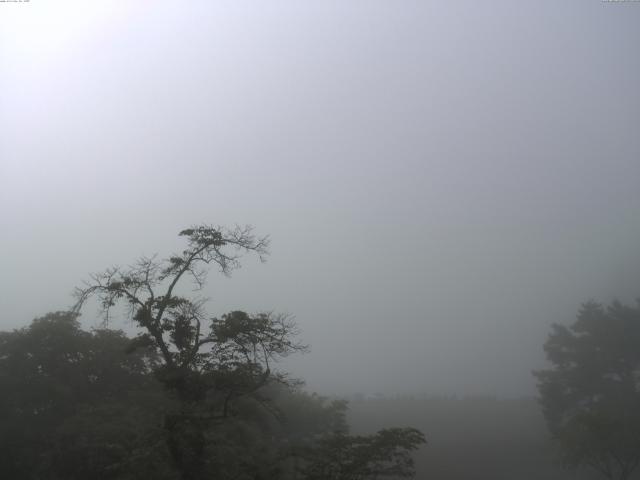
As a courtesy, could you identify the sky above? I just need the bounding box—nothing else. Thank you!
[1,0,639,397]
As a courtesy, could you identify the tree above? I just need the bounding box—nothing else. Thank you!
[0,311,174,479]
[72,224,306,479]
[71,223,426,480]
[534,300,640,480]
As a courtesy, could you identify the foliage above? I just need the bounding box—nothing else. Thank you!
[534,300,640,480]
[0,311,175,479]
[301,427,426,480]
[0,313,425,479]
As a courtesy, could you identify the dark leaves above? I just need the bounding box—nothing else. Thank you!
[302,427,426,480]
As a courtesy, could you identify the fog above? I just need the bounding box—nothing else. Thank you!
[1,0,639,398]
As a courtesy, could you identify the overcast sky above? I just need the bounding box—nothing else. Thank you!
[1,0,639,397]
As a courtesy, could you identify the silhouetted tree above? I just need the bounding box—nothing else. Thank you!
[70,224,425,480]
[72,225,306,479]
[535,300,640,480]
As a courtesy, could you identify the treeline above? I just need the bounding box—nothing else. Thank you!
[0,312,424,479]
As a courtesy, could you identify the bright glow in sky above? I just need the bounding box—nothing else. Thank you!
[0,1,125,55]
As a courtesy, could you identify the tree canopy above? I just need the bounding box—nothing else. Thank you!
[0,311,172,479]
[535,300,640,480]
